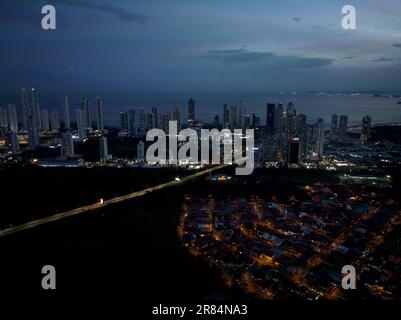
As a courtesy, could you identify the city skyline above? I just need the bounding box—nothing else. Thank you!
[2,86,400,131]
[0,87,378,132]
[0,84,379,172]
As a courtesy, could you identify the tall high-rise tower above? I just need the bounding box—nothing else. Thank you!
[62,132,74,157]
[96,96,104,131]
[31,88,42,129]
[173,107,181,130]
[360,116,372,141]
[237,101,245,129]
[331,114,339,134]
[223,104,229,128]
[99,136,109,163]
[151,107,158,129]
[266,103,276,134]
[6,131,20,154]
[7,104,18,132]
[21,88,31,129]
[120,110,129,131]
[315,118,324,157]
[50,111,60,132]
[339,115,348,136]
[76,109,86,139]
[28,127,39,149]
[128,109,137,136]
[274,103,284,134]
[0,107,8,128]
[81,97,92,129]
[64,96,70,130]
[286,102,297,135]
[229,105,237,129]
[137,140,145,161]
[188,98,195,126]
[41,109,50,131]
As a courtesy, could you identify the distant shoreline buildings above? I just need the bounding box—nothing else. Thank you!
[0,88,379,168]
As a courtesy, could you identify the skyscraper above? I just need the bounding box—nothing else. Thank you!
[172,107,181,130]
[331,114,339,134]
[237,101,245,129]
[151,107,158,128]
[137,140,145,161]
[286,102,297,135]
[96,96,104,131]
[41,109,50,131]
[120,111,129,131]
[296,114,307,160]
[99,136,109,163]
[339,115,348,136]
[213,114,220,128]
[128,109,137,136]
[360,116,372,141]
[296,114,307,134]
[7,104,18,132]
[81,97,92,129]
[76,109,86,139]
[229,105,237,129]
[146,112,154,131]
[64,96,70,130]
[160,112,168,132]
[28,127,39,149]
[6,131,20,154]
[274,103,284,135]
[315,118,324,158]
[50,111,60,132]
[252,114,260,128]
[305,124,315,159]
[244,113,251,129]
[287,137,300,164]
[62,132,74,157]
[21,88,30,129]
[266,103,276,134]
[138,108,146,136]
[0,107,8,128]
[223,104,229,128]
[188,98,195,124]
[31,88,42,129]
[127,109,136,136]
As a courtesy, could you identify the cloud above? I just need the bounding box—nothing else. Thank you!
[203,49,333,69]
[393,43,401,48]
[0,0,147,24]
[372,57,400,62]
[342,56,358,60]
[312,24,326,30]
[292,17,301,22]
[58,0,147,23]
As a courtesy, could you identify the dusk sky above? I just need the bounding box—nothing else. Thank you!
[1,0,401,111]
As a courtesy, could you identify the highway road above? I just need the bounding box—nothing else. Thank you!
[0,165,226,238]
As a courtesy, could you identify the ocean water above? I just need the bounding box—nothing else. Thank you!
[2,92,401,127]
[101,93,401,126]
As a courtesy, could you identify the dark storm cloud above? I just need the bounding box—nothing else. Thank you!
[393,43,401,48]
[204,49,333,69]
